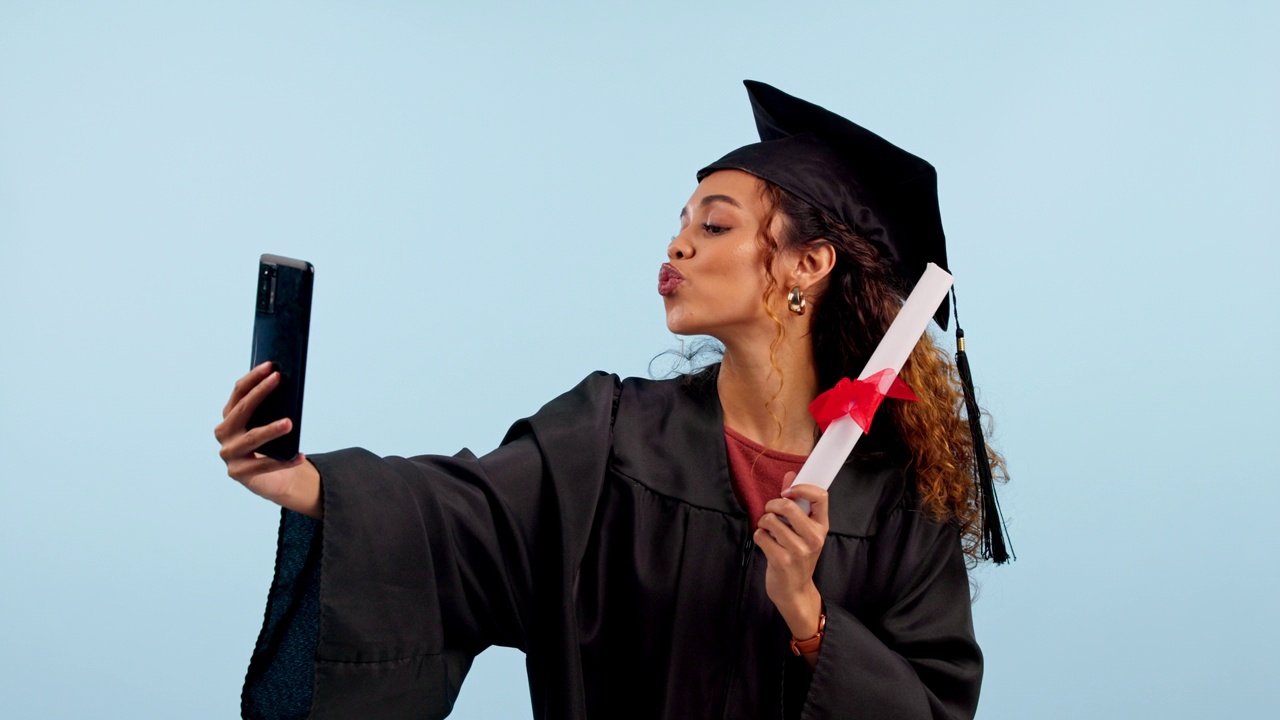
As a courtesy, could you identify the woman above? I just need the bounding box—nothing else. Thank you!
[218,81,1009,720]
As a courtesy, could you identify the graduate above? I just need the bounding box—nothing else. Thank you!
[216,81,1011,720]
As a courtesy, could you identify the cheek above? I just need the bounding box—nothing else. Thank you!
[704,232,759,275]
[726,244,772,296]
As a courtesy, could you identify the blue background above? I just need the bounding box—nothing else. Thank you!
[2,1,1277,717]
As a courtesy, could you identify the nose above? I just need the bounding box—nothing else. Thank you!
[667,231,693,261]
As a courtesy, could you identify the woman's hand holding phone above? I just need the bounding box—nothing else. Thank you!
[215,361,323,519]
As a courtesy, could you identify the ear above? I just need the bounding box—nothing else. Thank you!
[785,241,837,293]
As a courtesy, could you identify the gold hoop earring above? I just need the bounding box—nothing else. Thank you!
[788,287,806,315]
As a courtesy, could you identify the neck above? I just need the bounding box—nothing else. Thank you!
[716,321,820,456]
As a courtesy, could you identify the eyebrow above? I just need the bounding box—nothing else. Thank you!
[679,194,743,221]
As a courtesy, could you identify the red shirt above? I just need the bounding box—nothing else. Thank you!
[724,425,808,529]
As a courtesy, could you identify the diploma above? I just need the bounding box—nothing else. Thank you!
[791,263,954,514]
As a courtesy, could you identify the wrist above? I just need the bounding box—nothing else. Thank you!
[790,610,825,657]
[777,584,823,640]
[281,459,323,519]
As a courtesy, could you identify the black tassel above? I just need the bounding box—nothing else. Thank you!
[952,290,1013,564]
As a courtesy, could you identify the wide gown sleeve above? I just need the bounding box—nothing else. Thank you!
[799,504,983,720]
[241,372,620,720]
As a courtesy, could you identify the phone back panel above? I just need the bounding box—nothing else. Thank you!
[248,254,314,461]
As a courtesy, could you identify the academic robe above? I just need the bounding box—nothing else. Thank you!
[242,367,982,720]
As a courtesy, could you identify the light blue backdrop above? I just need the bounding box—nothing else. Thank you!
[2,1,1276,717]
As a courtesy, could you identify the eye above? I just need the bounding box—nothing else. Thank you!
[702,223,729,236]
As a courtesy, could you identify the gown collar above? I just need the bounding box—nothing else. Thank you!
[609,366,905,537]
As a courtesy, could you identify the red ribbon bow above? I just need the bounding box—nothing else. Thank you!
[807,369,919,433]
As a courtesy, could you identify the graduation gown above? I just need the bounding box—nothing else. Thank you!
[242,368,982,719]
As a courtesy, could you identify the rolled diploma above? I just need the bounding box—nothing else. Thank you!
[791,263,954,515]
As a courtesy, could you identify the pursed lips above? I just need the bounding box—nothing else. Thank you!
[658,263,683,296]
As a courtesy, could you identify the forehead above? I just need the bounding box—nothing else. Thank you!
[682,169,767,217]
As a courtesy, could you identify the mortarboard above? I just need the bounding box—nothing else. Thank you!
[699,81,1013,564]
[698,80,950,328]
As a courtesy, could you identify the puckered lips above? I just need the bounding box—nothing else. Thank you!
[658,263,683,296]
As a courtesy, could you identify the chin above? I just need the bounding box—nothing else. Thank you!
[664,312,698,337]
[664,301,738,339]
[665,317,715,339]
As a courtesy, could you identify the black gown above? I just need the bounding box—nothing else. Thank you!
[241,368,982,719]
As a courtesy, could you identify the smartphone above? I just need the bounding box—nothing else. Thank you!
[247,254,314,461]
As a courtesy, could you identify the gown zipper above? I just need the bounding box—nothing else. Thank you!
[720,533,756,720]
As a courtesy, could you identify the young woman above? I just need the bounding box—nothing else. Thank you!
[218,81,1009,720]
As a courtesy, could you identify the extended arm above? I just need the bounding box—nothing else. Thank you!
[226,369,621,720]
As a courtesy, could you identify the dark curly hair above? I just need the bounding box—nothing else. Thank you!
[756,181,1006,562]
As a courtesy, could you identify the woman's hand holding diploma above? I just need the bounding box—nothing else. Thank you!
[756,471,829,668]
[215,361,323,519]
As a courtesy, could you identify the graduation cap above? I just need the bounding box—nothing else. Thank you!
[698,80,950,327]
[699,81,1013,564]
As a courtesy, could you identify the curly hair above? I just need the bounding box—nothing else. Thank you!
[756,181,1006,561]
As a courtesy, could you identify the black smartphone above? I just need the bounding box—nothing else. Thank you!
[247,254,314,461]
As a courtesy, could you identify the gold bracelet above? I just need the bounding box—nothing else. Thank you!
[789,612,826,655]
